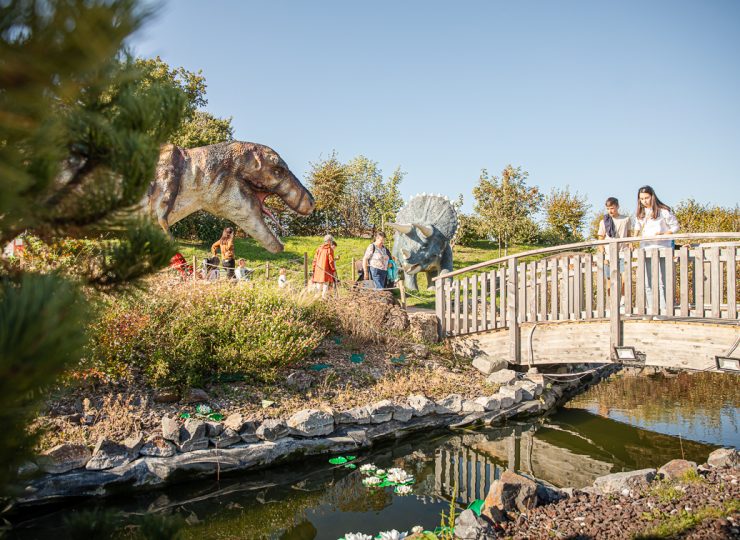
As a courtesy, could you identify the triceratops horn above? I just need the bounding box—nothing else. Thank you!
[401,249,411,259]
[413,223,433,238]
[388,222,413,234]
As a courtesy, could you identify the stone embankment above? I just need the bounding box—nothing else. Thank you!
[16,367,595,506]
[448,448,740,540]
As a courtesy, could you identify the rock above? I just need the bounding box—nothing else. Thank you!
[336,406,372,425]
[707,448,740,468]
[497,386,522,404]
[205,421,224,438]
[510,400,541,417]
[222,413,244,432]
[367,400,395,423]
[407,395,435,416]
[592,468,656,494]
[486,369,518,385]
[182,388,210,403]
[461,400,486,413]
[435,394,463,414]
[658,459,698,480]
[178,419,208,452]
[286,371,313,391]
[239,421,259,443]
[18,461,39,477]
[287,409,334,437]
[256,419,288,441]
[411,344,429,358]
[480,506,508,524]
[152,387,180,403]
[484,470,538,513]
[454,509,484,539]
[139,435,176,457]
[392,404,414,422]
[408,312,439,343]
[471,354,508,375]
[161,415,180,443]
[474,396,501,411]
[498,395,514,409]
[525,369,545,385]
[124,432,144,455]
[515,380,542,400]
[86,435,138,470]
[210,428,241,448]
[38,443,91,474]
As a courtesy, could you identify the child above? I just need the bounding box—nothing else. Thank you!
[235,258,251,281]
[277,267,288,288]
[597,197,632,302]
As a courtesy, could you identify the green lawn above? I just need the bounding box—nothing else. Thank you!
[175,236,542,308]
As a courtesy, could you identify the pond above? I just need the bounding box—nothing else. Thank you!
[8,371,738,539]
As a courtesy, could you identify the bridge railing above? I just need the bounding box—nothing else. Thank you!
[433,233,740,363]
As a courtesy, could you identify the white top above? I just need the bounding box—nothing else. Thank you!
[634,207,679,250]
[235,267,250,280]
[363,242,390,271]
[598,214,632,258]
[278,274,287,288]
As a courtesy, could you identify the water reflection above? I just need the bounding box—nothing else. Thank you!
[9,409,720,540]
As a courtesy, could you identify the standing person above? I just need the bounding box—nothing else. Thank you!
[597,197,632,303]
[362,231,391,290]
[211,227,236,279]
[311,234,336,298]
[277,267,288,289]
[634,186,679,314]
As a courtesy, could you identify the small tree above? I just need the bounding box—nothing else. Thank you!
[674,199,739,233]
[543,186,591,242]
[473,165,542,256]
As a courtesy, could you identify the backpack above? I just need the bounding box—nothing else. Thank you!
[357,243,393,286]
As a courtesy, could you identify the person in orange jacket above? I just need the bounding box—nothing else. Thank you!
[311,234,336,298]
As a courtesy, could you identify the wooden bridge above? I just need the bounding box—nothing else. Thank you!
[432,233,740,371]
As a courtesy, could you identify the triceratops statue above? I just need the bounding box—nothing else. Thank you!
[390,194,458,291]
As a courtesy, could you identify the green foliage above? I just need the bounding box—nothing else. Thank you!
[452,213,483,247]
[63,508,119,539]
[171,110,234,148]
[170,210,236,245]
[543,186,591,242]
[673,199,739,233]
[87,285,329,387]
[472,165,543,256]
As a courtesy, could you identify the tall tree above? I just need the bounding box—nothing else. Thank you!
[0,0,186,493]
[472,165,542,256]
[543,186,591,242]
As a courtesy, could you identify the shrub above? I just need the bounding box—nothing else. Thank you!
[169,210,236,244]
[85,283,328,388]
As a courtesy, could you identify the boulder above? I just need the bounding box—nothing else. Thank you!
[256,419,289,441]
[178,419,208,452]
[407,395,435,416]
[161,415,180,443]
[286,409,334,437]
[210,428,241,448]
[17,461,39,477]
[239,421,259,443]
[223,413,245,432]
[592,469,656,494]
[707,448,740,468]
[205,421,224,438]
[367,400,395,423]
[515,380,542,400]
[498,395,514,409]
[182,388,210,403]
[658,459,698,480]
[525,370,545,385]
[497,386,522,404]
[392,404,414,422]
[152,387,180,403]
[435,394,463,415]
[285,371,313,391]
[86,434,141,471]
[38,444,91,474]
[461,400,486,413]
[408,312,439,343]
[139,435,176,457]
[335,406,372,425]
[411,344,429,358]
[486,369,518,385]
[474,396,501,411]
[484,470,538,513]
[471,354,508,375]
[454,509,485,539]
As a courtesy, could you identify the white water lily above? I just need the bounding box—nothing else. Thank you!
[362,476,381,486]
[386,469,413,484]
[386,467,404,476]
[394,484,412,495]
[375,468,386,476]
[411,526,423,534]
[377,531,408,540]
[359,464,377,474]
[342,533,373,540]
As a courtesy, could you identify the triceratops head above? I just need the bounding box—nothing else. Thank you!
[390,222,448,275]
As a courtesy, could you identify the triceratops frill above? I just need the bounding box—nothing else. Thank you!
[390,194,458,291]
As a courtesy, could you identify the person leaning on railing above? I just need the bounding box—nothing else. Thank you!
[597,196,632,305]
[634,185,680,313]
[211,227,236,279]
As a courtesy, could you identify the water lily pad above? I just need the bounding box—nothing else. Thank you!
[467,498,484,516]
[345,455,356,461]
[390,354,406,364]
[344,463,357,469]
[179,412,191,419]
[333,336,342,344]
[195,404,212,415]
[350,353,365,364]
[377,479,395,488]
[329,456,348,465]
[308,363,332,371]
[208,412,225,421]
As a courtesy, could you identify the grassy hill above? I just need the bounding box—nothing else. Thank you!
[175,236,540,307]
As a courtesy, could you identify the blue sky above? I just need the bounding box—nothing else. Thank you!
[131,0,739,216]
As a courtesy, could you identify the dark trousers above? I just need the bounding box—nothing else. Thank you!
[223,258,235,279]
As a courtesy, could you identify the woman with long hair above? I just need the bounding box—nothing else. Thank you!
[634,186,679,314]
[211,226,236,279]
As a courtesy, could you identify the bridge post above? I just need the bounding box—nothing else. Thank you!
[609,242,622,358]
[507,257,520,364]
[435,277,445,340]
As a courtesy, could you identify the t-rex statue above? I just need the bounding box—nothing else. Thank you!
[142,141,314,253]
[389,194,458,291]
